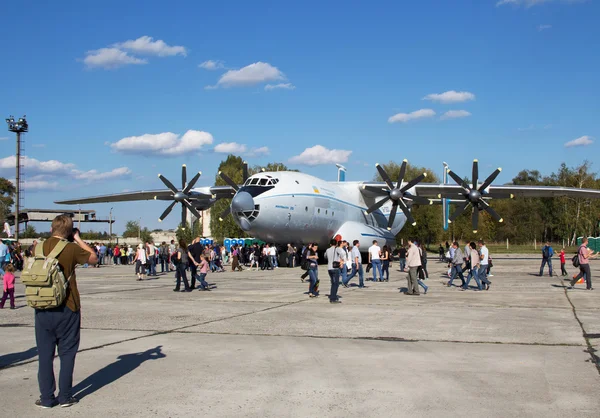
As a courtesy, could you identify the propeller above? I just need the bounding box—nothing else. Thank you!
[363,160,432,230]
[156,164,203,229]
[218,161,250,222]
[447,159,504,233]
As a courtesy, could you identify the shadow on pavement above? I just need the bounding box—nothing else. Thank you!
[0,346,38,369]
[74,345,166,400]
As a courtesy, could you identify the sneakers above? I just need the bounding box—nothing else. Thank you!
[35,399,58,409]
[60,397,79,408]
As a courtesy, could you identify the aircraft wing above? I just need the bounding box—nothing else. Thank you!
[360,182,600,200]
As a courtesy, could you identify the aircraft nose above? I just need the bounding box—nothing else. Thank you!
[231,191,255,213]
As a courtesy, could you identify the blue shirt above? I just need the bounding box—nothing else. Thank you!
[0,242,7,258]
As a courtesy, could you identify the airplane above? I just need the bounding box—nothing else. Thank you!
[55,159,600,251]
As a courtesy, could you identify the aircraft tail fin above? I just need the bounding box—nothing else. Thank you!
[336,164,346,182]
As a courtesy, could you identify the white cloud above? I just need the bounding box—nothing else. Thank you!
[214,142,248,154]
[110,130,214,156]
[0,137,8,141]
[265,83,296,91]
[249,146,270,156]
[440,110,472,120]
[564,135,594,148]
[538,24,552,31]
[73,167,132,182]
[114,36,187,57]
[0,155,75,176]
[21,180,60,191]
[423,90,476,104]
[289,145,352,166]
[82,36,186,69]
[214,62,286,88]
[83,48,148,69]
[199,60,225,70]
[497,0,585,7]
[388,109,436,124]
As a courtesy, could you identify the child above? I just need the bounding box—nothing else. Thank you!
[560,248,567,276]
[0,263,16,309]
[198,256,211,291]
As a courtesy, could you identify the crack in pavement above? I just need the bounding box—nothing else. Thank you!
[560,278,600,375]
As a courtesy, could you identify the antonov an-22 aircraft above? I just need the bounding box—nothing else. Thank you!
[56,159,600,250]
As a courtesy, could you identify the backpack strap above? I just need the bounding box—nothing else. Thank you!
[45,239,69,260]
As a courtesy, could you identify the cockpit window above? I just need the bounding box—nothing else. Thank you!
[245,176,279,187]
[250,178,259,185]
[259,178,268,186]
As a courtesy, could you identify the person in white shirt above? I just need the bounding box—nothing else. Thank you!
[269,245,278,268]
[405,238,421,295]
[368,240,383,281]
[478,240,492,290]
[344,240,364,288]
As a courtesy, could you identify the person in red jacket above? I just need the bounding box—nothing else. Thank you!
[560,248,567,276]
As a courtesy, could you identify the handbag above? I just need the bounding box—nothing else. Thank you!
[332,261,341,269]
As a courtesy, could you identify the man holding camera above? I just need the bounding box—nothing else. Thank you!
[34,215,98,409]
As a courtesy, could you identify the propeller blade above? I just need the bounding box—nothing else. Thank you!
[400,173,427,193]
[182,164,187,189]
[376,163,395,190]
[449,200,470,222]
[158,174,178,194]
[448,170,469,190]
[397,159,407,189]
[183,171,202,194]
[218,206,231,221]
[472,159,478,189]
[181,204,187,230]
[479,168,502,192]
[479,200,503,223]
[404,194,431,205]
[219,171,240,191]
[387,202,398,230]
[472,208,479,233]
[365,196,390,215]
[158,201,177,222]
[182,199,202,220]
[398,199,416,226]
[362,185,389,196]
[243,161,249,182]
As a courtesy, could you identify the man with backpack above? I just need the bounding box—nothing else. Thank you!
[539,242,554,277]
[569,237,597,290]
[31,215,97,408]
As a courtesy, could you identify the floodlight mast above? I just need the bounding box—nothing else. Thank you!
[5,115,28,241]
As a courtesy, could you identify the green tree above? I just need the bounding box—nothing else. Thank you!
[22,225,37,238]
[175,219,200,244]
[123,220,152,243]
[0,178,15,223]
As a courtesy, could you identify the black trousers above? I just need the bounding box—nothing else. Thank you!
[35,305,81,406]
[175,264,190,290]
[190,264,197,289]
[572,264,592,289]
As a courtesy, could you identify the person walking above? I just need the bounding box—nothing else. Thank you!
[405,238,421,295]
[231,245,244,271]
[368,240,382,282]
[325,239,344,303]
[344,240,364,288]
[174,239,192,292]
[560,248,568,276]
[569,237,597,290]
[447,242,466,287]
[539,241,554,277]
[0,263,16,309]
[187,237,204,289]
[34,215,98,408]
[133,244,147,281]
[196,256,211,291]
[478,240,492,290]
[463,242,483,290]
[307,244,319,297]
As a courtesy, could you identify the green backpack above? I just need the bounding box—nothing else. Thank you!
[21,240,71,309]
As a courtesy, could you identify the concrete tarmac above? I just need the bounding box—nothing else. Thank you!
[1,257,599,417]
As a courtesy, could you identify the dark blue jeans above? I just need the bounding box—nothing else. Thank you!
[382,260,389,280]
[308,264,319,295]
[198,272,209,289]
[448,265,465,287]
[540,258,553,276]
[328,269,340,301]
[35,305,81,405]
[346,263,364,287]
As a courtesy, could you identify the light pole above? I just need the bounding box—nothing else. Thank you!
[5,115,28,241]
[109,207,113,242]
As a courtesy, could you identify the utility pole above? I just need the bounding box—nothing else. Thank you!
[5,115,28,241]
[109,207,113,242]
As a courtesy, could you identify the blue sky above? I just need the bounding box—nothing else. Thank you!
[0,0,598,233]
